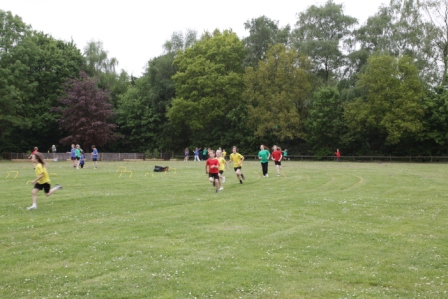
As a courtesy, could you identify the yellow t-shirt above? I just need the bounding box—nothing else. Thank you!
[217,157,227,171]
[229,153,244,168]
[35,163,50,184]
[222,150,227,158]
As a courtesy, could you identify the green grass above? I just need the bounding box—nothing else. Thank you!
[1,160,447,298]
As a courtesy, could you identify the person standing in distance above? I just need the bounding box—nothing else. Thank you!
[258,144,270,177]
[70,144,76,167]
[91,145,99,169]
[75,144,81,169]
[335,149,341,162]
[229,146,245,184]
[27,152,62,210]
[194,147,200,161]
[28,147,39,169]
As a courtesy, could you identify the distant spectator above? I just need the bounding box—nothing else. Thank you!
[335,149,341,162]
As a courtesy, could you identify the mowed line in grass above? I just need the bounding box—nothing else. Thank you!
[1,160,448,298]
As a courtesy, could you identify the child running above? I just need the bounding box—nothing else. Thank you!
[272,145,283,176]
[205,149,221,193]
[27,152,62,210]
[258,144,270,177]
[216,149,229,190]
[229,146,245,184]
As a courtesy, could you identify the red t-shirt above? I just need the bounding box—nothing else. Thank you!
[272,150,282,162]
[206,158,220,174]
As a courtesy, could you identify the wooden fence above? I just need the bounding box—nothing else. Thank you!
[4,153,448,163]
[4,152,146,161]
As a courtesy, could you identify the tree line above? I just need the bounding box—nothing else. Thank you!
[2,0,448,157]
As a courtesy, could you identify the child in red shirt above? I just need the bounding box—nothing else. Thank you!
[271,145,283,176]
[205,150,221,193]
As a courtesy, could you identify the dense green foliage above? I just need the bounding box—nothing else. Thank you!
[2,0,448,156]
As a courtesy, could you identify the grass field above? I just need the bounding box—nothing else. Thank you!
[1,159,447,298]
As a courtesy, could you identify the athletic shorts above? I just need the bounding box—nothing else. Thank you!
[34,182,50,193]
[76,157,80,160]
[275,161,281,166]
[209,173,219,180]
[71,157,76,160]
[234,167,242,172]
[92,158,98,161]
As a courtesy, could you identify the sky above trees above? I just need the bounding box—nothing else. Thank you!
[2,0,386,76]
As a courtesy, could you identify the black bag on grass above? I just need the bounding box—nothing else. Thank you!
[153,165,169,172]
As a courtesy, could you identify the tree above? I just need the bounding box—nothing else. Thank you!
[115,53,180,152]
[305,87,345,154]
[56,71,120,150]
[292,0,357,83]
[167,30,246,147]
[422,0,448,85]
[162,29,197,54]
[0,10,30,54]
[344,55,425,146]
[354,0,438,85]
[83,40,128,107]
[420,86,448,151]
[0,25,84,151]
[244,44,312,142]
[242,16,290,68]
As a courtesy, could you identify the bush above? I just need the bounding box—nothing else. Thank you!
[145,149,160,159]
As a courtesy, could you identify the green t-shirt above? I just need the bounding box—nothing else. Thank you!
[75,148,81,158]
[258,149,270,163]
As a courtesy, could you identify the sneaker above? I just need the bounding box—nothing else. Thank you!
[241,173,245,180]
[215,189,219,193]
[219,186,224,190]
[222,176,226,183]
[277,174,280,176]
[27,205,37,210]
[240,180,243,184]
[54,184,63,190]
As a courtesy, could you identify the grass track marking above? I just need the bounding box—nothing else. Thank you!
[293,173,311,187]
[318,176,335,189]
[343,174,364,191]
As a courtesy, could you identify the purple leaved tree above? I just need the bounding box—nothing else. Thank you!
[56,71,121,150]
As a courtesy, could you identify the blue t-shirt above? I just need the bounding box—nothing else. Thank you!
[70,148,76,158]
[194,149,199,156]
[92,149,98,159]
[80,154,85,165]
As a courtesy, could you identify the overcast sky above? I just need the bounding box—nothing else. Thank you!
[2,0,386,76]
